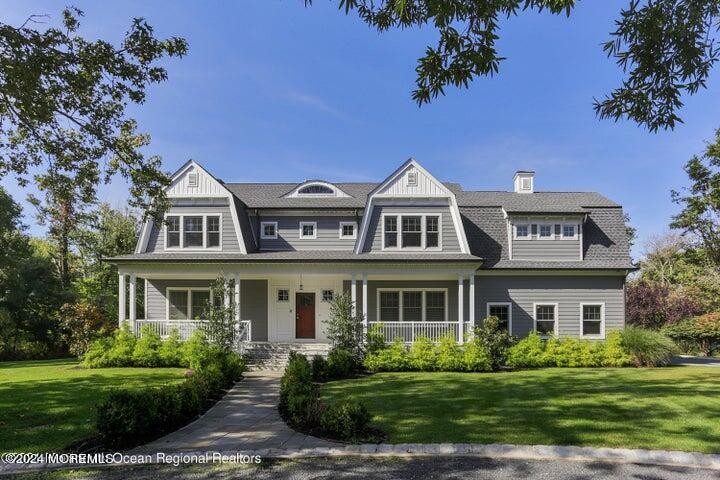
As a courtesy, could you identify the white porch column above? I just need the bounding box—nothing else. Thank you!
[118,274,126,327]
[351,273,357,316]
[223,274,231,309]
[128,274,136,331]
[469,274,475,330]
[362,273,368,335]
[458,274,464,344]
[234,273,241,322]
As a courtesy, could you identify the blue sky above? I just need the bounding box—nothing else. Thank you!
[2,0,719,259]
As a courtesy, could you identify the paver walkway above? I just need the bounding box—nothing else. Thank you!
[134,371,340,453]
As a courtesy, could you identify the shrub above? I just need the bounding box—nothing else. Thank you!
[131,325,163,367]
[325,292,365,364]
[601,330,633,367]
[462,341,492,372]
[434,335,464,371]
[279,352,316,427]
[82,336,115,368]
[105,324,137,367]
[620,327,677,367]
[326,348,357,379]
[407,335,436,371]
[319,401,370,439]
[663,312,720,356]
[474,316,515,370]
[363,338,409,372]
[182,330,213,370]
[311,355,329,382]
[59,302,115,356]
[366,323,386,354]
[158,329,183,367]
[507,332,547,368]
[547,337,598,368]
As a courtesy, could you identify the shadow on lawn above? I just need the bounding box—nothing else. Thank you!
[324,368,720,452]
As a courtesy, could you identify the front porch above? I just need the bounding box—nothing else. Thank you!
[116,260,480,347]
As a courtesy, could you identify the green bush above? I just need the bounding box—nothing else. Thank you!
[158,329,183,367]
[462,341,492,372]
[82,336,115,368]
[601,330,633,367]
[620,327,677,367]
[507,332,547,368]
[474,316,515,370]
[545,337,598,367]
[434,334,464,371]
[131,325,163,367]
[319,401,370,440]
[96,351,245,449]
[182,330,213,370]
[407,335,436,371]
[105,325,137,367]
[311,355,329,382]
[663,312,720,356]
[363,338,409,372]
[326,348,357,379]
[366,323,386,354]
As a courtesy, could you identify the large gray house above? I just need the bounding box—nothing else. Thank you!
[108,158,635,349]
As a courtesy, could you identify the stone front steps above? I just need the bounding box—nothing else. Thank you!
[243,342,332,371]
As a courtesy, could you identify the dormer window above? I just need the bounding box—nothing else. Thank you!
[298,184,334,195]
[164,214,222,250]
[383,214,442,250]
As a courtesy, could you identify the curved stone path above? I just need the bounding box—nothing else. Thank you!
[133,371,340,453]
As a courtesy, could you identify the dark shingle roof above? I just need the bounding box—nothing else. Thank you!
[224,183,375,208]
[455,191,618,211]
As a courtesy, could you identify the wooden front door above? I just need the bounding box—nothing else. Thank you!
[295,292,315,339]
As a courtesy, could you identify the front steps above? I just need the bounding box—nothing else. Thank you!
[243,342,332,371]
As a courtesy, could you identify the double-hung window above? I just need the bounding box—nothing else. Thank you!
[402,216,422,247]
[384,216,398,248]
[383,214,442,250]
[165,214,222,249]
[487,303,511,333]
[377,289,447,322]
[168,288,213,321]
[581,303,604,338]
[539,224,553,239]
[534,303,557,336]
[425,216,440,248]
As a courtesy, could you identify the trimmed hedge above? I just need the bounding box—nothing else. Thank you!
[96,349,245,449]
[280,352,370,440]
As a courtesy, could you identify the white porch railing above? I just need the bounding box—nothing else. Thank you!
[133,320,252,343]
[369,321,459,343]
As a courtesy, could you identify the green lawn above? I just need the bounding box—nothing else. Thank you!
[0,359,185,453]
[322,367,720,453]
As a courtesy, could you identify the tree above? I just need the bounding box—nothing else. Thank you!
[625,280,703,329]
[308,0,720,131]
[325,292,365,361]
[0,8,187,220]
[203,277,239,352]
[671,128,720,267]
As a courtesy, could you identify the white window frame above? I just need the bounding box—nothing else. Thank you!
[513,224,531,240]
[538,223,554,239]
[260,221,278,240]
[163,213,223,251]
[299,221,317,239]
[276,288,290,302]
[380,213,442,251]
[321,289,335,302]
[406,171,418,187]
[339,221,357,239]
[580,302,605,339]
[533,302,559,338]
[521,176,532,191]
[376,288,448,322]
[486,302,513,335]
[562,224,578,240]
[166,287,213,321]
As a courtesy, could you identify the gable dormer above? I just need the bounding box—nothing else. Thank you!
[136,160,250,254]
[355,159,470,254]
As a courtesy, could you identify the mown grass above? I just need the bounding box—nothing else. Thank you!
[0,359,185,453]
[321,367,720,453]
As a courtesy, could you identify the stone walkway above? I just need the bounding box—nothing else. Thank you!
[134,371,340,453]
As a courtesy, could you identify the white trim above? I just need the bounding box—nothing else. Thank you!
[580,302,605,339]
[284,180,350,198]
[299,221,318,239]
[163,213,223,251]
[339,221,358,239]
[260,221,278,240]
[165,286,213,321]
[457,274,464,343]
[136,219,154,254]
[532,302,559,338]
[562,224,578,239]
[144,278,148,320]
[376,288,449,323]
[513,223,531,240]
[486,302,513,335]
[354,158,470,254]
[380,212,442,251]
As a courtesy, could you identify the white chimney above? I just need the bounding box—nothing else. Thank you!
[513,170,535,194]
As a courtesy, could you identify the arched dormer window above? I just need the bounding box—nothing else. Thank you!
[298,184,334,195]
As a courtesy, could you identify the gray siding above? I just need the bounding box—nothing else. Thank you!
[257,216,357,251]
[474,275,625,338]
[512,239,581,261]
[363,205,461,253]
[145,279,268,341]
[146,199,241,253]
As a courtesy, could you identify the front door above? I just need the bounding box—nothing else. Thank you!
[295,292,315,339]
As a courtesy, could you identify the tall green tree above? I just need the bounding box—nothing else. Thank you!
[671,128,720,267]
[308,0,720,131]
[0,7,187,219]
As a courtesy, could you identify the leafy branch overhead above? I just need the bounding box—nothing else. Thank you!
[308,0,720,131]
[0,7,188,218]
